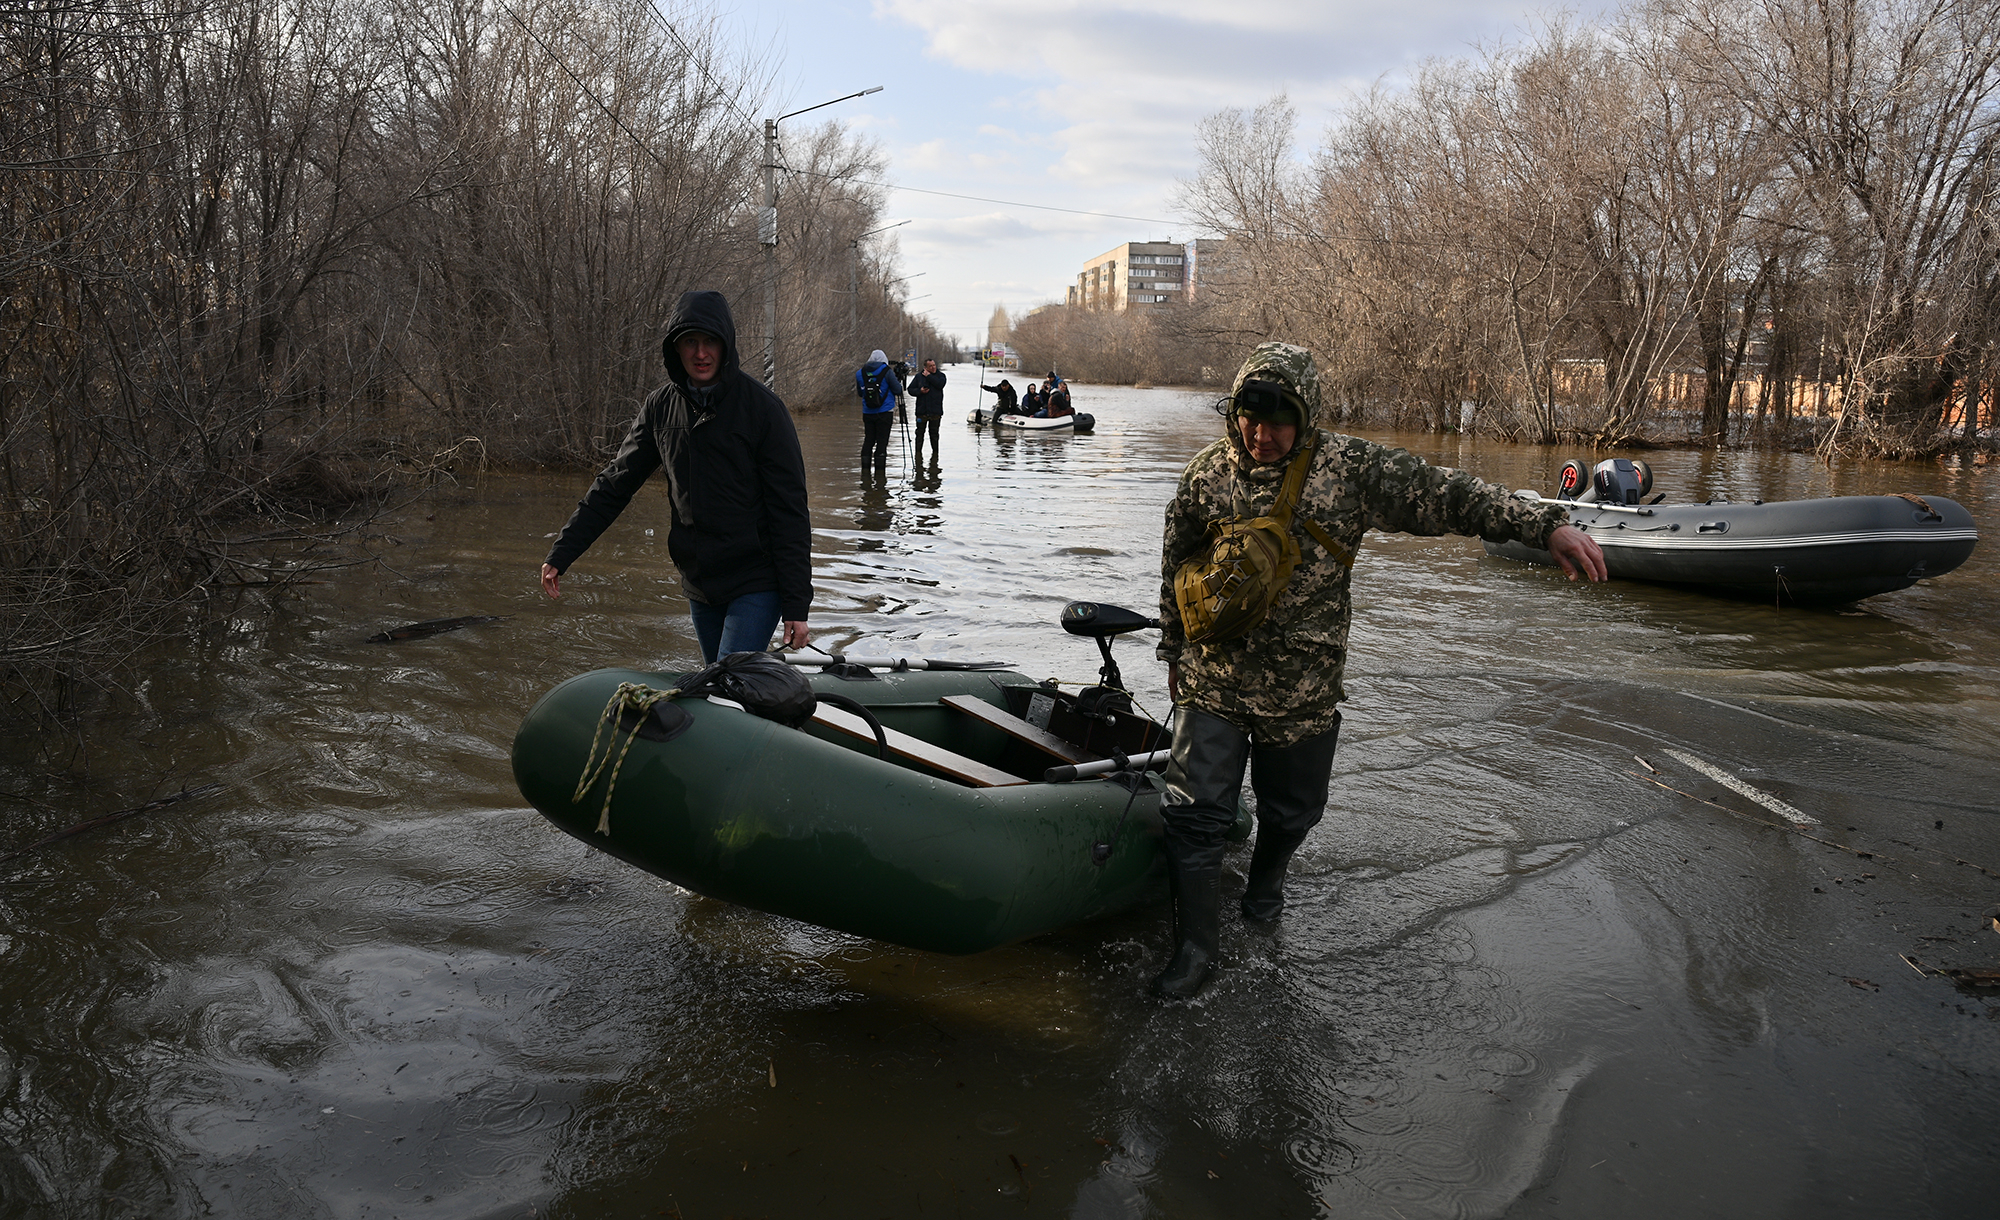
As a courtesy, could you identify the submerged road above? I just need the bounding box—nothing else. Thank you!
[1,371,1995,1217]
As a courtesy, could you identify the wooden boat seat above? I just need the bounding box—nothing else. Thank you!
[939,695,1095,765]
[810,704,1027,788]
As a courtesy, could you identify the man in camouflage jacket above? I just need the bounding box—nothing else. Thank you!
[1149,341,1605,999]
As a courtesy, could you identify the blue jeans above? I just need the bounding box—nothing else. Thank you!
[688,589,782,664]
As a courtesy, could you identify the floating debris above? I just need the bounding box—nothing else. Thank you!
[1937,966,2000,989]
[367,615,505,643]
[1900,955,2000,989]
[0,782,222,863]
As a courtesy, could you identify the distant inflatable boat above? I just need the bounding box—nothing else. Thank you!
[968,406,1095,432]
[1485,458,1978,605]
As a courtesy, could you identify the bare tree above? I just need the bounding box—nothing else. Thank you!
[1,0,931,724]
[1669,0,2000,455]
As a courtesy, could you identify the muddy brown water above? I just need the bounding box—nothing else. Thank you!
[3,368,1997,1218]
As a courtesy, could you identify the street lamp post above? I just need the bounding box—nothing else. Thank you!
[898,294,931,365]
[762,85,882,390]
[850,219,909,347]
[883,273,924,366]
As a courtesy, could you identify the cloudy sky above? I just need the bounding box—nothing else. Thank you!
[722,0,1610,350]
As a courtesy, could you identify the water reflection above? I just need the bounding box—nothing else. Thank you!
[1,368,1994,1218]
[851,472,895,539]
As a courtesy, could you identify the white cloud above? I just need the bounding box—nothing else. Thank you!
[879,0,1540,94]
[815,0,1620,335]
[869,0,1525,234]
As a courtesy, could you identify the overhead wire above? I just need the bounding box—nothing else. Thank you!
[782,166,1545,259]
[465,0,1552,279]
[494,0,683,178]
[640,0,761,134]
[783,167,1177,225]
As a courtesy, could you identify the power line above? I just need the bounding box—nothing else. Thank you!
[495,0,681,178]
[642,1,760,134]
[785,167,1180,226]
[789,168,1547,258]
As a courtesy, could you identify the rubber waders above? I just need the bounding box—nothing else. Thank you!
[1240,716,1341,923]
[1240,827,1310,922]
[1153,834,1224,999]
[1153,707,1252,1000]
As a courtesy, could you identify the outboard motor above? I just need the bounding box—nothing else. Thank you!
[1555,459,1590,501]
[1591,458,1654,505]
[1060,601,1157,721]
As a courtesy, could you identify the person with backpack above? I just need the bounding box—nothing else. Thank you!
[540,290,812,664]
[908,358,947,462]
[1149,340,1606,1000]
[855,349,904,472]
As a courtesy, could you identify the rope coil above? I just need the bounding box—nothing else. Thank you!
[572,682,680,835]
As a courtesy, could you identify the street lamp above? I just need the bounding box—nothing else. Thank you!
[893,288,931,366]
[882,273,925,361]
[850,219,909,344]
[762,85,883,390]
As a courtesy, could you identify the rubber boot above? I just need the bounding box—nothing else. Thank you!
[1240,826,1309,922]
[1152,706,1250,1000]
[1152,839,1221,999]
[1241,716,1342,923]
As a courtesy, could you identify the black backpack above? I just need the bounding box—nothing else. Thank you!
[677,651,817,727]
[859,366,889,411]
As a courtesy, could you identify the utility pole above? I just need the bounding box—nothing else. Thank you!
[759,86,882,392]
[760,118,778,389]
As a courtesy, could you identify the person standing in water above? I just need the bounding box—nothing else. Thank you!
[908,358,947,463]
[540,290,812,664]
[855,348,904,473]
[1151,340,1605,999]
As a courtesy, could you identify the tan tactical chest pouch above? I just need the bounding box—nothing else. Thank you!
[1174,435,1353,645]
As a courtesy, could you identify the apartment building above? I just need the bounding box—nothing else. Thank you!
[1181,238,1229,303]
[1067,241,1187,310]
[1065,239,1239,309]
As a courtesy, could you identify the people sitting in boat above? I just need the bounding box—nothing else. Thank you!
[980,378,1022,415]
[1021,383,1045,415]
[1029,380,1073,419]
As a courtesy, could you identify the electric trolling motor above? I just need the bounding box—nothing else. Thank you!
[1059,600,1158,723]
[1062,600,1170,866]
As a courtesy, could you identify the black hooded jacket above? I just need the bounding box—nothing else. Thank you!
[543,291,813,620]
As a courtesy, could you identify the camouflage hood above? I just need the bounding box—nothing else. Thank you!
[1224,341,1321,476]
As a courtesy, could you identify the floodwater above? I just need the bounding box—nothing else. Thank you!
[3,366,1997,1219]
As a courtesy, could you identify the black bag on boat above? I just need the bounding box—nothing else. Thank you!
[676,651,817,728]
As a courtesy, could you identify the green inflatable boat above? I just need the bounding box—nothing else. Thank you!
[512,604,1237,954]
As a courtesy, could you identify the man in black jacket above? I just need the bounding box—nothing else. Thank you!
[540,290,813,663]
[908,358,946,463]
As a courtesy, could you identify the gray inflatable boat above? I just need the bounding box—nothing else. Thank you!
[1485,458,1979,605]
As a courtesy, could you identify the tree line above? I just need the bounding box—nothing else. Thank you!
[1017,0,1997,458]
[1,0,940,721]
